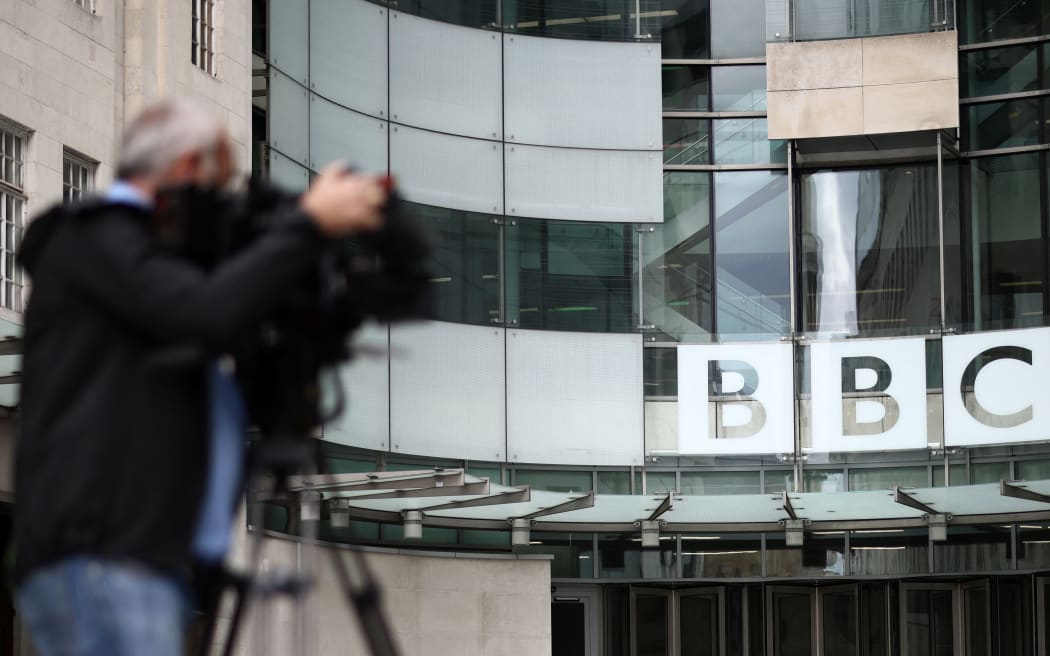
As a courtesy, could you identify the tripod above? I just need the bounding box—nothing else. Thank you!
[197,435,400,656]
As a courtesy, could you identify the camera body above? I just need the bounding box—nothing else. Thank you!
[153,176,433,435]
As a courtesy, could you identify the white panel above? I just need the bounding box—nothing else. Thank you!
[325,323,390,451]
[944,328,1050,447]
[505,145,662,222]
[269,69,309,167]
[809,338,928,453]
[504,35,661,150]
[269,0,308,84]
[506,331,643,466]
[389,321,506,460]
[268,151,309,192]
[310,95,388,175]
[311,0,388,118]
[390,126,502,214]
[678,343,795,455]
[389,12,502,140]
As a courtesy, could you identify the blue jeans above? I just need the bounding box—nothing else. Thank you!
[15,557,186,656]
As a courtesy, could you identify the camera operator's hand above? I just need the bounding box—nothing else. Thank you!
[300,163,387,237]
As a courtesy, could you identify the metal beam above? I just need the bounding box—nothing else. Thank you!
[893,486,940,515]
[286,469,465,493]
[647,492,674,521]
[332,480,491,502]
[415,487,531,512]
[520,492,595,520]
[781,491,798,520]
[1001,480,1050,504]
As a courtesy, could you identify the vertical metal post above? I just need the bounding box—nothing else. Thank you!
[634,0,642,38]
[937,132,947,332]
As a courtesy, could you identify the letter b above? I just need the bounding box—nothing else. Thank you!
[708,360,766,439]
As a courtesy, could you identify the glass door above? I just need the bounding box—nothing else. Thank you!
[1038,578,1050,656]
[961,581,990,656]
[817,584,858,655]
[766,586,815,656]
[679,587,725,656]
[900,583,958,656]
[632,587,672,656]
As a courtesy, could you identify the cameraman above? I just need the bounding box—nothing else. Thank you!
[11,98,387,656]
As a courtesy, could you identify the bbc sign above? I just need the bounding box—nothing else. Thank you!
[678,328,1050,455]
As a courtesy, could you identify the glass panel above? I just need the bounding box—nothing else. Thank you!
[713,171,790,340]
[635,593,669,656]
[770,589,812,656]
[420,204,501,326]
[860,583,887,656]
[661,1,710,59]
[644,172,713,341]
[905,588,954,656]
[850,529,929,575]
[599,534,642,578]
[1017,523,1050,570]
[803,469,845,492]
[515,469,592,493]
[606,585,630,656]
[931,462,967,486]
[679,470,760,494]
[461,529,511,545]
[516,533,594,577]
[766,532,846,577]
[663,65,710,111]
[680,593,719,656]
[961,0,1048,44]
[964,585,990,656]
[395,0,498,28]
[506,0,662,41]
[597,470,633,494]
[995,578,1032,655]
[510,219,634,332]
[681,534,761,577]
[1017,459,1050,479]
[764,470,793,493]
[967,154,1043,331]
[794,0,938,41]
[971,461,1009,483]
[664,119,710,165]
[711,66,766,112]
[934,526,1010,572]
[710,0,764,58]
[849,466,928,491]
[466,464,502,483]
[324,455,376,473]
[711,118,786,166]
[644,347,678,397]
[961,45,1038,98]
[645,471,677,493]
[799,164,941,338]
[964,98,1041,151]
[822,589,857,654]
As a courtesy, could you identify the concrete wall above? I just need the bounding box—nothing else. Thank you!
[217,531,554,656]
[767,31,959,139]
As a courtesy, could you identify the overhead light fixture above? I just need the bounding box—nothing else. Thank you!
[640,520,661,548]
[928,513,948,542]
[784,518,805,547]
[511,518,533,546]
[402,510,423,540]
[329,499,349,528]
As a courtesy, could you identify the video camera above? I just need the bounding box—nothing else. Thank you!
[153,175,433,437]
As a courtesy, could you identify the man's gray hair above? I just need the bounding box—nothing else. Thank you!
[116,98,225,179]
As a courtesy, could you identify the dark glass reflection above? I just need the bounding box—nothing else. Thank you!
[795,0,943,41]
[934,526,1011,573]
[517,532,594,577]
[711,66,766,112]
[766,532,846,577]
[822,589,858,654]
[851,529,929,576]
[770,589,813,655]
[800,165,941,337]
[714,171,791,339]
[507,0,663,41]
[679,593,719,655]
[961,0,1050,45]
[509,219,634,332]
[680,534,761,578]
[661,0,710,59]
[964,98,1041,151]
[961,45,1038,98]
[679,471,760,494]
[394,0,498,28]
[905,588,954,656]
[966,154,1044,330]
[711,118,786,165]
[663,65,710,111]
[644,347,678,397]
[417,204,501,325]
[664,119,711,165]
[634,593,669,656]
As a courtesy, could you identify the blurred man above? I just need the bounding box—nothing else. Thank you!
[12,98,387,656]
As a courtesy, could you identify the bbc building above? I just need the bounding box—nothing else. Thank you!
[5,0,1050,655]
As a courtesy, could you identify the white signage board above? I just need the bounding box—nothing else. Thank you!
[809,338,928,452]
[678,342,794,454]
[943,328,1050,446]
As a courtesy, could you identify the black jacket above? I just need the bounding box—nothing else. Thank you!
[13,199,324,584]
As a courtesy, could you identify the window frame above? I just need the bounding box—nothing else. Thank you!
[192,0,218,76]
[62,149,96,205]
[0,121,27,313]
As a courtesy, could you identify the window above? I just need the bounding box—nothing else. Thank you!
[0,124,26,312]
[72,0,95,12]
[192,0,217,75]
[63,151,95,205]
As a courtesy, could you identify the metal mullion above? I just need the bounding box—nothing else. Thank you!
[958,34,1050,52]
[959,88,1050,105]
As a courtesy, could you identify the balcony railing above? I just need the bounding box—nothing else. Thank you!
[767,0,954,42]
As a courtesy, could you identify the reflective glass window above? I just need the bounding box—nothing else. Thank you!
[394,0,498,28]
[711,66,766,112]
[850,528,929,575]
[766,531,846,577]
[643,347,678,397]
[800,164,942,337]
[966,153,1044,330]
[518,532,594,577]
[679,471,760,494]
[971,461,1009,483]
[515,469,593,492]
[710,118,786,165]
[1017,458,1050,479]
[644,172,713,341]
[597,470,633,494]
[508,219,634,332]
[934,525,1011,573]
[961,45,1038,98]
[963,98,1041,151]
[598,534,674,578]
[804,469,846,492]
[849,466,928,491]
[661,0,710,59]
[506,0,661,41]
[467,464,503,483]
[795,0,941,41]
[680,533,761,577]
[663,119,710,165]
[419,204,501,326]
[662,65,710,111]
[713,171,790,339]
[645,471,677,493]
[931,463,968,486]
[961,0,1050,45]
[710,0,764,58]
[1017,522,1050,569]
[763,470,793,493]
